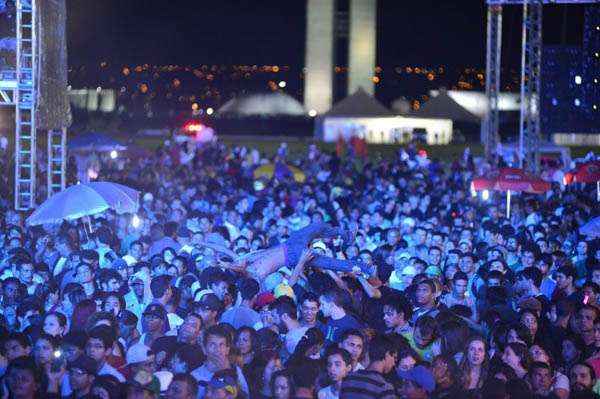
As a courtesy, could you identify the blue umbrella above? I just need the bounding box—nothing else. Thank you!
[580,216,600,238]
[26,182,139,226]
[68,132,127,152]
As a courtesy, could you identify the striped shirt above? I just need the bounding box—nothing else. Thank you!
[340,370,398,399]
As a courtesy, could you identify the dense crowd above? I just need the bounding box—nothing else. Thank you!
[0,139,598,399]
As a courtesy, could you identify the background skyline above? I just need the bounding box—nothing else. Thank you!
[66,0,586,68]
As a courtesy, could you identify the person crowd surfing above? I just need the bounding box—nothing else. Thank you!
[0,139,598,398]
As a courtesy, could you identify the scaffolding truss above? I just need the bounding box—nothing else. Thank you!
[484,0,598,171]
[14,0,36,211]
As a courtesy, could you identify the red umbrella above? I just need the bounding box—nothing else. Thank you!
[471,168,551,218]
[564,160,600,201]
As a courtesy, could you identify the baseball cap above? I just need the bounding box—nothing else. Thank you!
[143,304,167,320]
[68,354,98,375]
[274,283,295,300]
[255,292,276,309]
[198,293,222,311]
[397,365,435,393]
[126,343,154,366]
[209,373,238,394]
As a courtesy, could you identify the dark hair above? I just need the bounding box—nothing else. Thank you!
[368,335,396,362]
[35,333,61,349]
[520,267,543,288]
[505,342,531,370]
[44,311,67,329]
[556,266,577,282]
[238,278,259,301]
[171,373,198,398]
[203,324,233,348]
[150,275,172,298]
[270,369,295,395]
[71,299,97,332]
[4,332,31,350]
[319,288,347,308]
[325,346,352,366]
[6,356,42,389]
[271,297,298,321]
[382,293,413,321]
[87,325,116,349]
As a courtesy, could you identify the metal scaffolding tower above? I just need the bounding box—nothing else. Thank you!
[484,0,597,171]
[14,0,37,211]
[481,5,503,160]
[47,128,66,197]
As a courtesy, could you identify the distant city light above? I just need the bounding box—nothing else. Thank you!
[308,109,317,117]
[574,98,581,107]
[278,81,286,88]
[206,107,214,115]
[575,75,582,85]
[110,150,118,159]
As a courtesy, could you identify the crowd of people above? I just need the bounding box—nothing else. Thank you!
[0,138,598,399]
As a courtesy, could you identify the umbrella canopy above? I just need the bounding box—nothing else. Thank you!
[68,132,127,152]
[564,161,600,184]
[580,216,600,238]
[253,163,306,183]
[27,182,139,226]
[472,168,551,194]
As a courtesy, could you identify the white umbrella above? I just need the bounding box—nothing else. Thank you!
[580,216,600,239]
[26,182,139,226]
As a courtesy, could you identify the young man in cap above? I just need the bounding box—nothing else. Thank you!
[205,370,239,399]
[397,364,435,399]
[193,293,221,329]
[140,303,170,347]
[68,354,98,399]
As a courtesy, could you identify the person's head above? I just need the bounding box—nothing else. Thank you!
[339,329,365,364]
[86,325,115,364]
[98,269,123,293]
[203,324,232,361]
[368,335,398,374]
[142,304,168,334]
[150,275,173,301]
[195,293,221,326]
[68,354,98,394]
[382,295,412,330]
[5,356,42,399]
[102,293,125,317]
[465,336,487,367]
[15,258,35,284]
[75,263,94,284]
[166,373,198,399]
[235,326,256,356]
[4,332,31,361]
[319,288,346,318]
[61,331,87,363]
[519,310,538,338]
[414,279,436,307]
[398,365,435,399]
[271,369,294,399]
[432,354,459,387]
[90,375,123,399]
[571,362,596,392]
[502,342,530,371]
[562,334,584,363]
[207,271,229,301]
[578,305,598,333]
[178,313,203,344]
[529,361,553,394]
[414,315,436,348]
[43,311,67,337]
[451,271,469,297]
[33,333,60,367]
[299,292,319,325]
[555,266,576,291]
[325,347,352,383]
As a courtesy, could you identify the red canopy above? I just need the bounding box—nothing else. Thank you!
[472,168,551,194]
[564,161,600,184]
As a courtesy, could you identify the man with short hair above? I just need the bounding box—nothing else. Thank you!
[340,335,397,399]
[68,354,98,399]
[570,362,597,395]
[191,324,248,398]
[270,298,308,355]
[319,288,361,345]
[220,278,261,329]
[529,361,554,397]
[553,266,578,302]
[299,292,320,329]
[318,347,353,399]
[3,332,31,360]
[85,326,125,382]
[166,373,198,399]
[382,295,412,335]
[412,279,439,323]
[194,293,221,329]
[339,330,366,371]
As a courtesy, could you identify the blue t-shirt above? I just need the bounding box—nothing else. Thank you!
[322,314,362,344]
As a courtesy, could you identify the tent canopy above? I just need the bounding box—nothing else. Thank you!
[324,87,394,118]
[411,89,480,123]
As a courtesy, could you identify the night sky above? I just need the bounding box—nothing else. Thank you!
[66,0,586,68]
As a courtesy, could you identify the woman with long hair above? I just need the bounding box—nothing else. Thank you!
[432,354,464,398]
[42,311,68,337]
[271,369,295,399]
[501,342,530,379]
[458,335,489,392]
